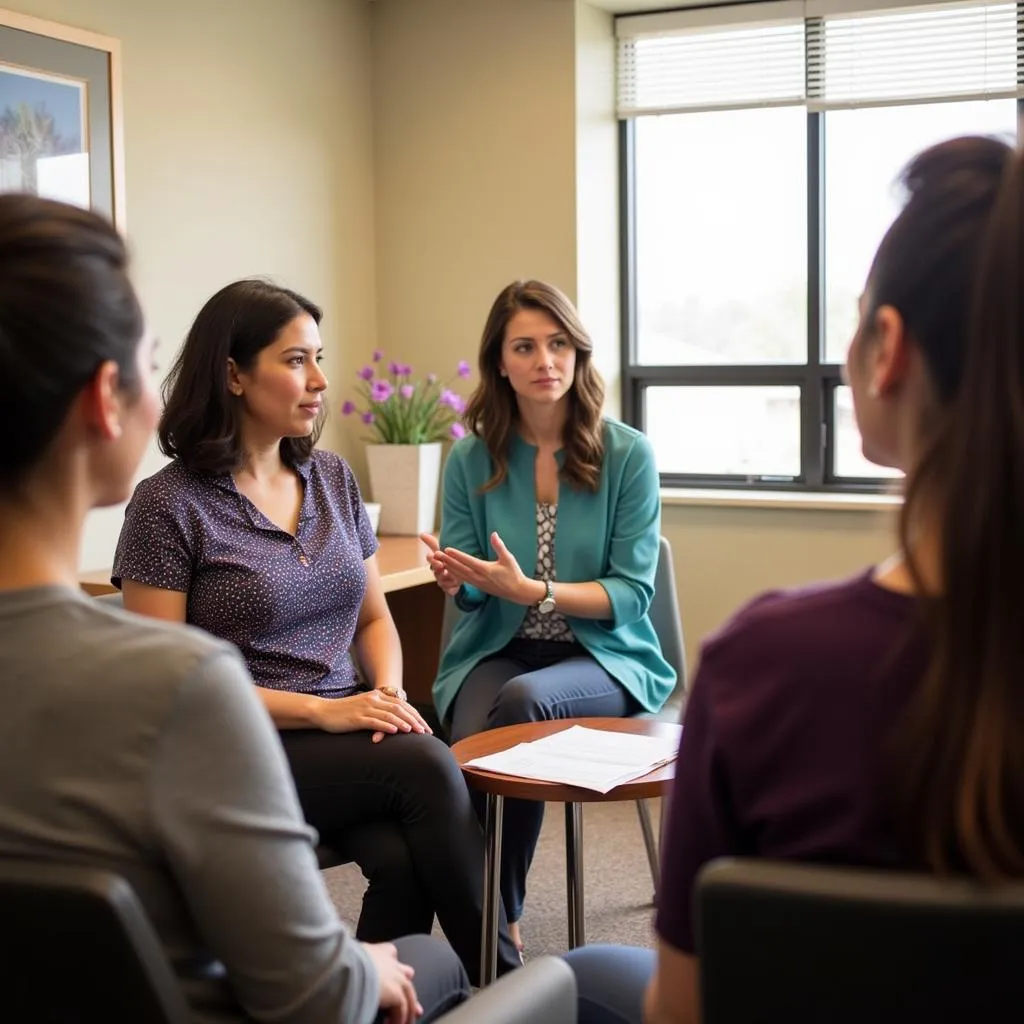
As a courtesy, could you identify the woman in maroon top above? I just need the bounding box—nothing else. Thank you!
[114,279,521,985]
[565,136,1024,1023]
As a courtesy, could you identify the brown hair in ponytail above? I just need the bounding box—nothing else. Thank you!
[875,135,1024,878]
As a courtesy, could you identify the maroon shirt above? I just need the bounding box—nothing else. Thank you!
[656,570,927,953]
[112,451,378,699]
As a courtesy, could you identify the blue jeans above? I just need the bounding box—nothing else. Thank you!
[563,945,654,1024]
[448,638,636,922]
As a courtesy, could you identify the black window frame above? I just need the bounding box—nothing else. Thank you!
[619,9,1024,494]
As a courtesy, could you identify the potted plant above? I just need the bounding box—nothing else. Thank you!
[342,351,471,535]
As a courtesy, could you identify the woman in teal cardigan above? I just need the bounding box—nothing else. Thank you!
[421,280,675,952]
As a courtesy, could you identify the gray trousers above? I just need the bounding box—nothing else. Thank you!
[447,638,636,922]
[376,935,471,1022]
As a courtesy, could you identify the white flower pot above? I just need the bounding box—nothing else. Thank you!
[362,502,381,534]
[365,442,442,536]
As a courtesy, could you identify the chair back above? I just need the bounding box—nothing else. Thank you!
[0,859,189,1022]
[440,590,461,655]
[698,857,1024,1024]
[438,956,577,1023]
[647,535,686,715]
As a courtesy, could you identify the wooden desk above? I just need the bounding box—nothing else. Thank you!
[78,568,118,597]
[371,537,444,706]
[78,535,445,706]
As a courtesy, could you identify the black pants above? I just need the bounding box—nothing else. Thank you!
[279,728,521,985]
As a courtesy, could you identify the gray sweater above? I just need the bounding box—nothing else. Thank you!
[0,585,378,1023]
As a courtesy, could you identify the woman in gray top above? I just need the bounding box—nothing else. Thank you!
[0,193,468,1022]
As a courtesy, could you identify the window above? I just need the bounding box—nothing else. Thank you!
[619,0,1021,491]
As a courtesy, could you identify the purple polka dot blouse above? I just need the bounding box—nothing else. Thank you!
[112,451,378,699]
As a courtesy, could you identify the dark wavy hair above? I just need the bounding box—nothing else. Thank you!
[462,280,605,492]
[159,279,324,474]
[0,194,143,490]
[872,136,1024,879]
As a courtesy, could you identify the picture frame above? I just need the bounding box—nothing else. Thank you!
[0,7,123,228]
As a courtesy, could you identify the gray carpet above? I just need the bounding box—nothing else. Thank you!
[322,799,661,959]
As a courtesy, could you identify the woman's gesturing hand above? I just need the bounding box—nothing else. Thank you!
[362,942,422,1024]
[431,531,542,605]
[313,689,432,743]
[420,532,461,597]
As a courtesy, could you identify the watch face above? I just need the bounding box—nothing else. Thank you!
[538,598,556,614]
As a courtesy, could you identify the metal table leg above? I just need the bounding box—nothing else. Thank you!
[637,798,660,903]
[481,792,504,986]
[565,801,585,948]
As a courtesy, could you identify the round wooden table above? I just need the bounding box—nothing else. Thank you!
[452,716,681,986]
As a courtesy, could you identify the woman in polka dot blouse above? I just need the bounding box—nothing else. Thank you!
[113,278,521,985]
[421,280,676,953]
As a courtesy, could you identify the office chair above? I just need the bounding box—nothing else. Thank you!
[697,857,1024,1023]
[0,859,190,1022]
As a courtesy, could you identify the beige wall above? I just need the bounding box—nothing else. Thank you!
[10,0,377,570]
[369,0,894,663]
[664,504,893,668]
[369,0,620,423]
[574,0,621,414]
[369,0,578,451]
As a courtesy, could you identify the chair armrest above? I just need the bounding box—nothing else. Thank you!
[438,957,577,1024]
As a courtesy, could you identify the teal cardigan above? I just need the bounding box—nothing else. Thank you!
[432,418,676,723]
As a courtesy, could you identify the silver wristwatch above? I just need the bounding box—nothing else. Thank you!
[537,579,556,615]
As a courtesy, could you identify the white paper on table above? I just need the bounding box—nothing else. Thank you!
[463,725,680,794]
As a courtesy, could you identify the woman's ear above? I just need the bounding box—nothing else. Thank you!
[870,304,910,399]
[226,357,243,396]
[80,360,124,440]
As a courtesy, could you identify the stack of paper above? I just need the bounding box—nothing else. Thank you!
[464,725,681,794]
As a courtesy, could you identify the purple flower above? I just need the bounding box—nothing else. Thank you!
[341,400,356,416]
[450,422,467,440]
[457,360,472,378]
[400,384,415,399]
[388,361,402,376]
[358,366,374,381]
[372,349,384,362]
[439,388,459,410]
[371,379,394,403]
[361,412,375,424]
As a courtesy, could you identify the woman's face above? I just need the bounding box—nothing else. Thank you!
[498,308,577,410]
[230,313,327,442]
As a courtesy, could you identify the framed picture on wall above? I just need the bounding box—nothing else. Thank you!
[0,7,123,227]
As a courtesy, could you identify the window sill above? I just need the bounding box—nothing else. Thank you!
[661,487,901,513]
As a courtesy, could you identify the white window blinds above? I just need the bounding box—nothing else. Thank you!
[616,2,807,117]
[616,0,1024,118]
[807,1,1022,109]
